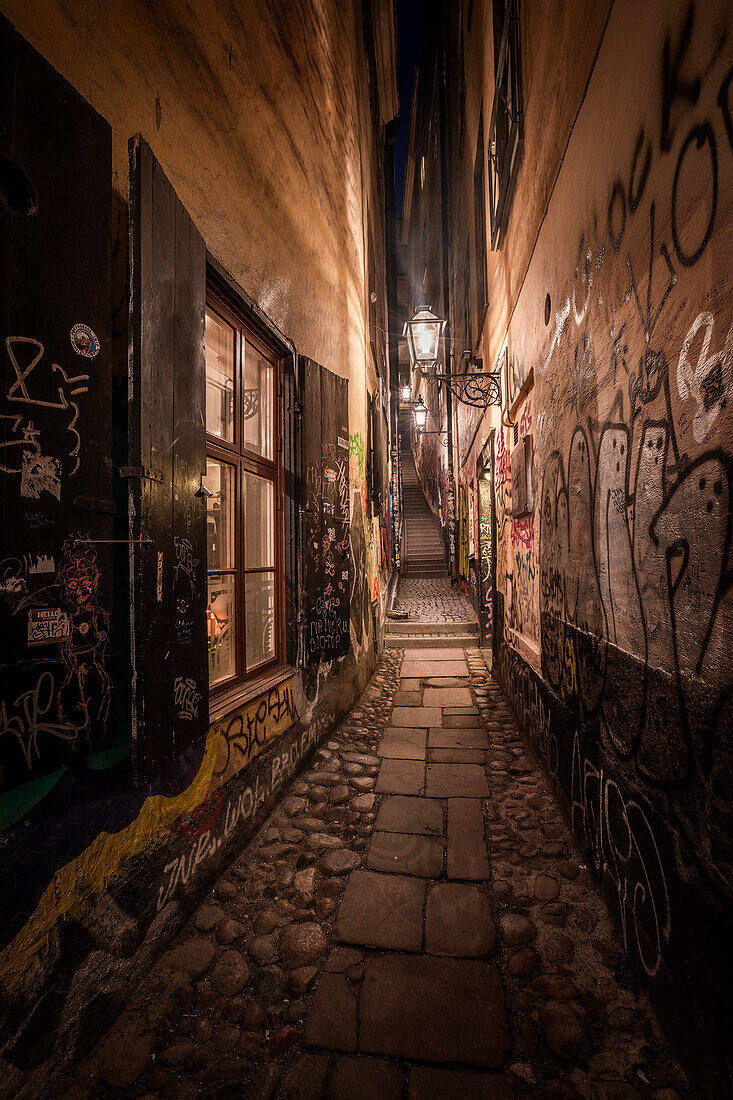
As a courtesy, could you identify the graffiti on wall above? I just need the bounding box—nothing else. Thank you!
[458,482,469,584]
[485,9,733,1081]
[212,677,298,784]
[158,716,316,910]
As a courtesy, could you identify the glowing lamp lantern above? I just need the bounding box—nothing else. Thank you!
[403,305,445,369]
[413,395,428,432]
[401,382,411,402]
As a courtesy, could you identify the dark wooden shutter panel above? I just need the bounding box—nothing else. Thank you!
[301,357,350,664]
[129,136,208,783]
[0,17,113,792]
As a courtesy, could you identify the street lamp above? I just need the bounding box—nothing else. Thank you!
[403,304,501,409]
[401,382,411,403]
[403,305,445,369]
[413,395,428,432]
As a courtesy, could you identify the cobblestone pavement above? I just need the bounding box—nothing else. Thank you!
[68,646,690,1100]
[395,577,477,623]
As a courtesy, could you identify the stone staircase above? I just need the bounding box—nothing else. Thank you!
[401,452,446,577]
[385,616,480,649]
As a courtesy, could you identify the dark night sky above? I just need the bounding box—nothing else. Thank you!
[394,0,422,219]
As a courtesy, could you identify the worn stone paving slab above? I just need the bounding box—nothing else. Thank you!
[377,738,427,761]
[426,883,495,957]
[334,870,424,951]
[284,1054,330,1099]
[402,647,471,661]
[303,973,358,1051]
[328,1055,405,1099]
[447,798,490,879]
[401,661,468,678]
[428,747,487,764]
[367,831,444,877]
[378,729,426,762]
[422,687,474,707]
[374,758,425,795]
[443,714,483,727]
[428,728,489,749]
[380,726,427,744]
[408,1066,514,1099]
[359,954,511,1068]
[393,690,424,706]
[425,763,489,797]
[391,706,442,727]
[375,795,444,835]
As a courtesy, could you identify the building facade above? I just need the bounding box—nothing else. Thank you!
[0,2,398,1092]
[402,1,733,1095]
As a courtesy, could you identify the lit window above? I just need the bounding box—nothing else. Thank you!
[204,290,282,692]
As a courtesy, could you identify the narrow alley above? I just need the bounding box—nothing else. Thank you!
[1,1,731,1098]
[66,588,691,1099]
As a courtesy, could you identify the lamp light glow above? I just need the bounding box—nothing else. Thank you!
[402,304,445,368]
[413,395,428,431]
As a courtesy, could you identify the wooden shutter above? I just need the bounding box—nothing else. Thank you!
[0,17,113,792]
[128,136,208,783]
[301,357,350,664]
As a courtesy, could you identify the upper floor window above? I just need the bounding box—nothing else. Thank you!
[203,286,283,697]
[488,0,523,248]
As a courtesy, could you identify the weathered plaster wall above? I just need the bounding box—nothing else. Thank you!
[0,3,393,1093]
[459,1,732,1092]
[1,0,376,435]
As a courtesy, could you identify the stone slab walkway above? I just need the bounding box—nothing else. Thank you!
[67,646,691,1100]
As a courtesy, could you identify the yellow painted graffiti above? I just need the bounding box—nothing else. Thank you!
[0,679,299,991]
[560,635,578,702]
[212,677,298,785]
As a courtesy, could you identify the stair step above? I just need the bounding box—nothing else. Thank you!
[385,633,479,648]
[387,620,478,635]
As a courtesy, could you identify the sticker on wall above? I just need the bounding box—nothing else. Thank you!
[20,450,61,500]
[28,555,55,574]
[27,607,71,646]
[156,551,164,602]
[70,323,100,358]
[338,436,349,450]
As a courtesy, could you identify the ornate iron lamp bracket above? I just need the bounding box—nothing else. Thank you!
[417,361,502,409]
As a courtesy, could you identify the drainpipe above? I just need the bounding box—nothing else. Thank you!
[437,12,457,584]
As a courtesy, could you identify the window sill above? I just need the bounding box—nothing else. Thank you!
[209,664,296,724]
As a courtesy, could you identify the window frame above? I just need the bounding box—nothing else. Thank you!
[487,0,523,249]
[205,281,285,709]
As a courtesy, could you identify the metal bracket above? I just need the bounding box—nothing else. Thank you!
[419,366,502,409]
[119,465,163,484]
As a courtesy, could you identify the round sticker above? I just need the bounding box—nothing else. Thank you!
[70,323,100,358]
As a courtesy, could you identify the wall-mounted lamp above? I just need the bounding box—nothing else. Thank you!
[403,305,445,369]
[403,307,502,410]
[401,382,411,403]
[413,394,428,432]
